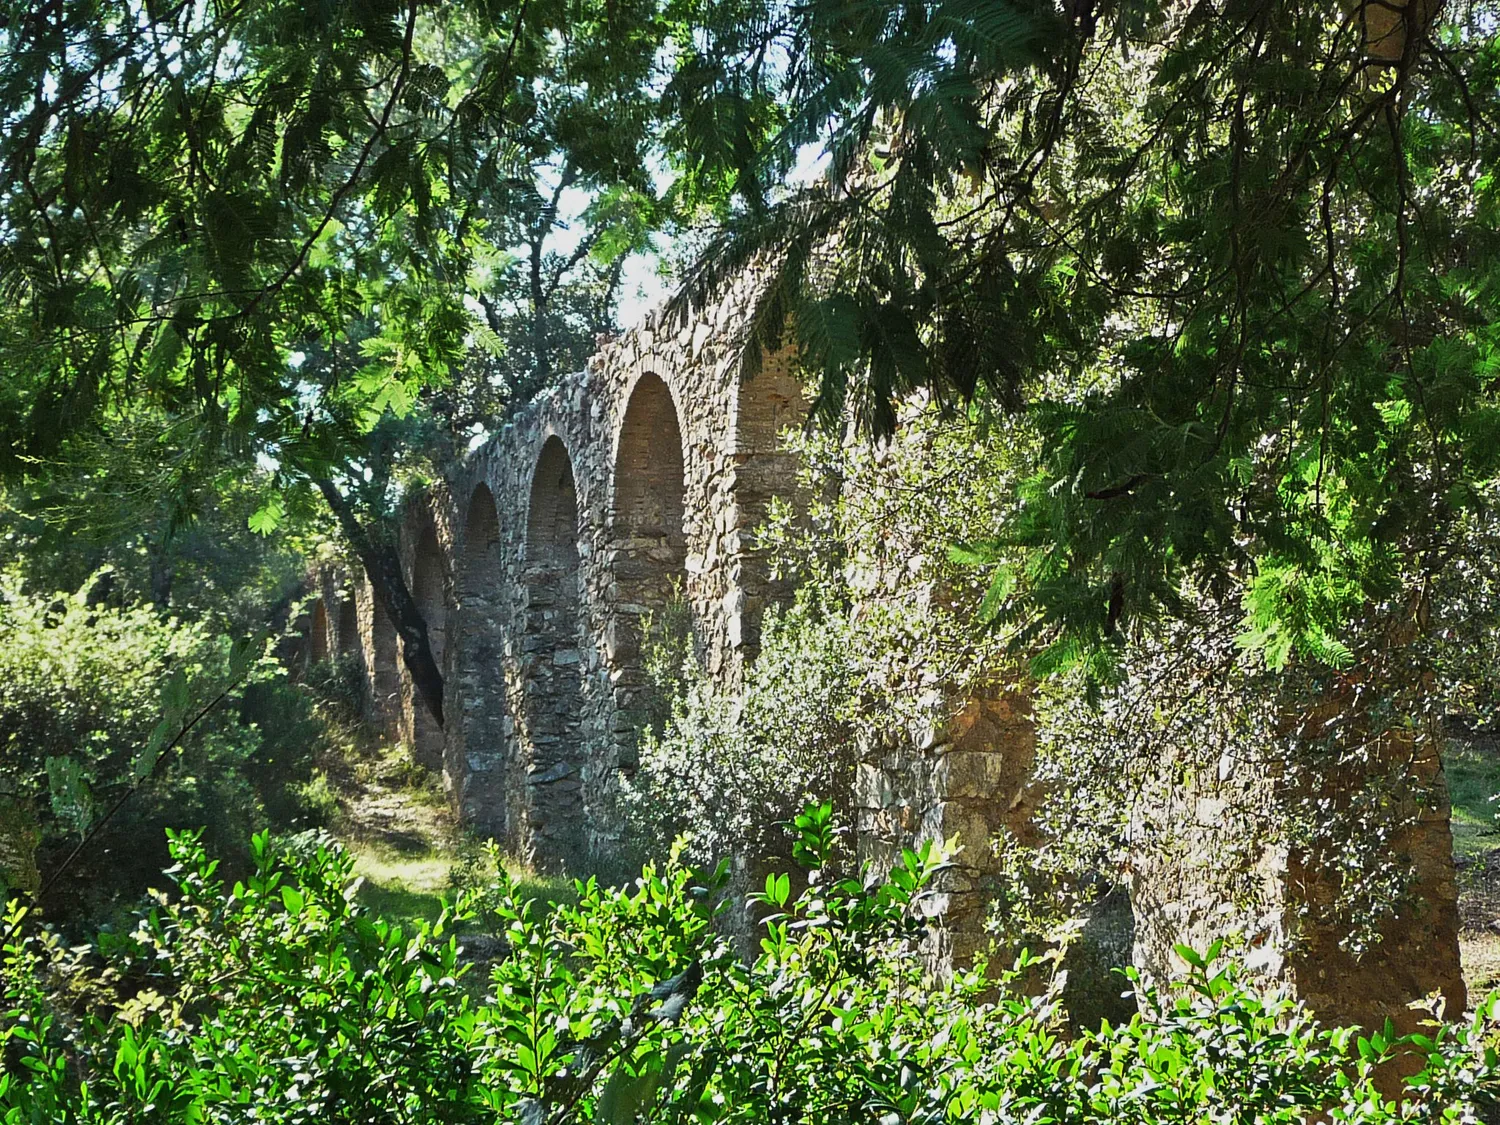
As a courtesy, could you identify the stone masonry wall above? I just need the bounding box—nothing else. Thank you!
[1129,671,1466,1056]
[313,278,808,872]
[301,277,1466,1036]
[857,680,1039,970]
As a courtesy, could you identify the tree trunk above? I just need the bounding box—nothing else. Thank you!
[316,479,444,728]
[148,540,173,609]
[529,234,551,386]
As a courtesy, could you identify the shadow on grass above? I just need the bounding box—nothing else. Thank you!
[1446,739,1500,860]
[350,843,580,931]
[357,878,447,927]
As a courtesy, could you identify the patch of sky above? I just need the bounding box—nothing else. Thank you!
[493,50,831,332]
[513,158,674,329]
[787,141,832,188]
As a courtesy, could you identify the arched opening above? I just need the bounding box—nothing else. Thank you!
[615,373,687,552]
[528,437,582,566]
[409,524,447,769]
[522,436,585,872]
[337,596,358,656]
[457,483,508,837]
[610,373,689,746]
[309,599,331,663]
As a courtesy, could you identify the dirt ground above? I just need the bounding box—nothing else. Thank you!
[1449,737,1500,1000]
[317,741,463,925]
[336,749,456,858]
[316,739,573,927]
[1458,853,1500,999]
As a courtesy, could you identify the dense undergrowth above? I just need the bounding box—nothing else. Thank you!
[4,806,1500,1124]
[0,569,339,923]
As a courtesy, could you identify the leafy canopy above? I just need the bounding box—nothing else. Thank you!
[0,0,701,525]
[673,0,1500,671]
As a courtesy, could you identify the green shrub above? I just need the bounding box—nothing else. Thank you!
[3,806,1500,1122]
[623,591,859,871]
[0,568,334,921]
[288,770,343,828]
[0,569,274,909]
[236,675,328,826]
[301,651,370,722]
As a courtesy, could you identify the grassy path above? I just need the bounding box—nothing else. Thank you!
[306,734,1500,1005]
[313,742,572,929]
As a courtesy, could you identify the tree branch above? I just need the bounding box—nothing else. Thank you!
[316,476,445,729]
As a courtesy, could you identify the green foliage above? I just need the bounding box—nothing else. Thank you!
[675,0,1500,677]
[288,771,343,830]
[449,839,579,924]
[0,567,330,917]
[0,413,309,633]
[0,0,697,595]
[235,675,337,829]
[0,570,252,896]
[623,590,858,868]
[0,573,208,804]
[755,408,1030,733]
[1424,485,1500,726]
[745,409,1449,964]
[4,814,1500,1120]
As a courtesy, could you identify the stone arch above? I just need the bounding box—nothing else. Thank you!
[409,522,447,769]
[614,372,687,549]
[613,374,689,627]
[456,482,508,836]
[528,436,582,565]
[608,372,690,750]
[310,599,331,663]
[521,436,585,872]
[337,596,358,656]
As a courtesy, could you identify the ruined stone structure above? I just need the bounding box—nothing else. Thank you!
[1127,670,1468,1040]
[309,282,805,872]
[304,280,1465,1035]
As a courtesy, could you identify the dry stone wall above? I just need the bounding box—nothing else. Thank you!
[858,684,1040,969]
[1128,674,1466,1050]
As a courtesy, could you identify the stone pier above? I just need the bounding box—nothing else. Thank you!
[300,277,1465,1034]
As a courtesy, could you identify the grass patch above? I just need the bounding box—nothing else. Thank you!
[1445,740,1500,860]
[349,840,452,928]
[357,879,449,928]
[1463,931,1500,996]
[348,836,579,931]
[305,735,586,931]
[512,871,580,912]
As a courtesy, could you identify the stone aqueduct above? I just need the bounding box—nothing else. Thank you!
[308,286,810,873]
[305,281,1465,1029]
